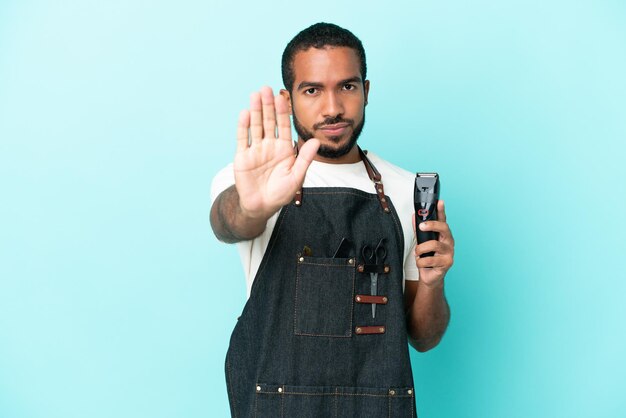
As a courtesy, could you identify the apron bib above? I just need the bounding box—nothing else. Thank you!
[225,150,417,418]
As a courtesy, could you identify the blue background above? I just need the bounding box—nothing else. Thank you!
[1,1,625,417]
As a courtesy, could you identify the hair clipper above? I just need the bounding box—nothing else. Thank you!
[414,173,440,257]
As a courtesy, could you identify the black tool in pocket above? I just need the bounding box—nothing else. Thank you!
[332,237,353,258]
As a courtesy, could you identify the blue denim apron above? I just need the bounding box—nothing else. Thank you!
[225,150,417,417]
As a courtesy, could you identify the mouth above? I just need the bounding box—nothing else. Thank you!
[319,123,350,137]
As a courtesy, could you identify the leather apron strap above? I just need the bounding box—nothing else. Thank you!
[293,145,391,213]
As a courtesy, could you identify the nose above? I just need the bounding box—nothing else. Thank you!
[321,91,344,118]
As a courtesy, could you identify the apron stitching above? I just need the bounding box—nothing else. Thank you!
[256,389,412,398]
[294,261,355,338]
[293,262,300,336]
[277,392,329,396]
[299,262,354,267]
[307,191,378,196]
[304,191,378,199]
[280,388,284,418]
[294,332,352,338]
[278,391,403,397]
[349,266,355,336]
[388,391,391,418]
[334,387,338,418]
[335,393,406,397]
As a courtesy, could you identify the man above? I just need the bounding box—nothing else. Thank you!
[210,23,454,418]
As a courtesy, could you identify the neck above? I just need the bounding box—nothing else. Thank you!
[297,139,361,164]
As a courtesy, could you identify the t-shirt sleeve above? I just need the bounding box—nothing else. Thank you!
[210,163,235,203]
[404,237,419,281]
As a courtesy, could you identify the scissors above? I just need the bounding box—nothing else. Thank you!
[361,238,387,318]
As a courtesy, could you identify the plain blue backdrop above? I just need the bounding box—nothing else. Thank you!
[1,1,625,417]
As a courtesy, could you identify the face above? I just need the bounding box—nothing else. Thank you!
[282,47,370,160]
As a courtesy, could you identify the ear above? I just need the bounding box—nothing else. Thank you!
[363,80,370,106]
[280,89,292,115]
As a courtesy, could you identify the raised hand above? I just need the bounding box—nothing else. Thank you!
[234,86,320,220]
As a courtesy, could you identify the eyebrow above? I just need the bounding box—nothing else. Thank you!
[296,76,363,91]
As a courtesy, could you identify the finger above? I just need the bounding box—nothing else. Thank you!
[419,220,454,245]
[249,92,263,144]
[418,220,451,235]
[236,110,250,152]
[416,254,452,269]
[275,94,292,141]
[416,255,438,268]
[414,214,454,249]
[260,86,277,139]
[437,199,446,222]
[416,241,453,258]
[292,138,320,183]
[415,240,445,256]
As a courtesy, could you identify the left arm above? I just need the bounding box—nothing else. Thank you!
[404,200,454,352]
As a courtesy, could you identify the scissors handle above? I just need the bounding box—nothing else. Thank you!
[362,239,387,265]
[361,245,375,263]
[374,238,387,263]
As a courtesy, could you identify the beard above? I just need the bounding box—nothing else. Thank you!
[292,111,366,159]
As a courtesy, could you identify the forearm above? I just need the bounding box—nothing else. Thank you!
[406,280,450,352]
[210,185,270,243]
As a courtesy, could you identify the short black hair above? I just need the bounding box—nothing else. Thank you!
[281,23,367,92]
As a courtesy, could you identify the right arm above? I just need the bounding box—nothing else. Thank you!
[210,185,269,244]
[209,86,319,243]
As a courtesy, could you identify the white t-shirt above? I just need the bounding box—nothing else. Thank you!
[210,151,419,297]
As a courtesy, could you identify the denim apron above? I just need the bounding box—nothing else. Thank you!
[225,149,417,418]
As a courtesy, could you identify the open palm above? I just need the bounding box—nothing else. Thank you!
[234,86,319,220]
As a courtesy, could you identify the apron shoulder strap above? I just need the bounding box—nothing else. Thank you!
[358,148,391,214]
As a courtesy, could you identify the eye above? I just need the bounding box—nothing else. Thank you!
[304,88,318,95]
[343,83,356,91]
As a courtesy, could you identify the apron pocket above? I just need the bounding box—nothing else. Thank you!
[255,384,416,418]
[294,256,356,337]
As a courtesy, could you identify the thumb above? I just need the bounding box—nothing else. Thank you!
[437,199,446,222]
[292,139,320,182]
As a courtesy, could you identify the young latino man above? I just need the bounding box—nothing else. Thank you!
[210,22,454,418]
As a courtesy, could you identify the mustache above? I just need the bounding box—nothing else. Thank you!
[313,117,354,130]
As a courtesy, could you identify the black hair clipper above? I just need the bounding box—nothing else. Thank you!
[414,173,440,257]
